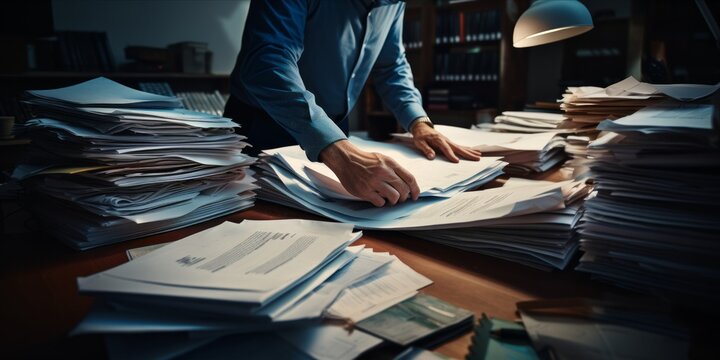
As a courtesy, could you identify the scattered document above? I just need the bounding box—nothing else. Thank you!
[101,219,359,292]
[326,255,433,322]
[74,218,434,359]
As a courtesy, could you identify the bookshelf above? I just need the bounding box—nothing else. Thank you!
[361,0,530,139]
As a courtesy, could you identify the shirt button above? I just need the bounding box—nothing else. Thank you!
[351,73,356,78]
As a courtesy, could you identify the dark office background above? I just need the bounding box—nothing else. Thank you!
[1,0,719,111]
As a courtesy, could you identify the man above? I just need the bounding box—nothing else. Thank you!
[225,0,482,207]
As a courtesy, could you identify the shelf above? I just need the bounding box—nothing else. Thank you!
[434,40,501,50]
[0,71,230,79]
[430,80,499,85]
[360,0,529,132]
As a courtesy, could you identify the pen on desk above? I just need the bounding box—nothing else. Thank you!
[489,328,530,340]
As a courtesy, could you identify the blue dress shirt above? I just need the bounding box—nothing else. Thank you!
[230,0,427,161]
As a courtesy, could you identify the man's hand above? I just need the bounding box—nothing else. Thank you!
[320,140,420,207]
[410,120,482,162]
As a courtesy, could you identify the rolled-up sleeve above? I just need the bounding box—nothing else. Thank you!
[371,4,428,131]
[234,0,347,161]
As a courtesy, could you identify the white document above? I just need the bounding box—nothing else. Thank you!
[501,111,567,122]
[103,219,359,291]
[394,125,560,152]
[606,76,720,101]
[254,245,364,319]
[428,125,562,152]
[275,249,394,321]
[77,247,361,322]
[326,256,433,322]
[597,103,714,132]
[358,181,566,229]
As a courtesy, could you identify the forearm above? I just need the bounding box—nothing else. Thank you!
[234,0,346,161]
[367,2,425,131]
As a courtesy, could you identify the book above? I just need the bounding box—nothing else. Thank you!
[355,293,474,348]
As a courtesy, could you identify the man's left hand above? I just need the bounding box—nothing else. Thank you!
[410,121,482,162]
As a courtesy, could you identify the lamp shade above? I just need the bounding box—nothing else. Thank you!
[513,0,594,48]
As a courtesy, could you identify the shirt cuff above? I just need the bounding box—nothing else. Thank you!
[395,102,428,131]
[297,118,348,162]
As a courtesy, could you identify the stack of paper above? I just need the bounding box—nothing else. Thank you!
[404,178,592,271]
[73,219,433,359]
[562,77,720,124]
[394,125,568,175]
[257,151,570,231]
[558,77,720,179]
[255,135,546,228]
[477,110,594,135]
[258,148,583,270]
[254,131,588,269]
[576,103,720,306]
[14,77,257,249]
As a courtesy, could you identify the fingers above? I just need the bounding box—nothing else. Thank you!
[376,182,401,206]
[415,139,436,160]
[361,160,418,207]
[434,138,459,163]
[389,160,420,201]
[452,144,482,161]
[365,191,386,207]
[418,135,481,163]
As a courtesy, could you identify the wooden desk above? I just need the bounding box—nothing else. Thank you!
[1,200,613,359]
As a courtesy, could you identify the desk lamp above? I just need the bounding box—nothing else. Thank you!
[513,0,593,48]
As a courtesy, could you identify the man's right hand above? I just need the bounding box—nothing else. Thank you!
[319,140,420,207]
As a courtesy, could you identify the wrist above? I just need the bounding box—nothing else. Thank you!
[319,139,353,166]
[410,116,433,135]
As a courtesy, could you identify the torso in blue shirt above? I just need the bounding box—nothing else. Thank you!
[230,0,425,161]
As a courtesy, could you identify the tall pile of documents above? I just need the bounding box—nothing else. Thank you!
[405,178,591,270]
[577,103,720,306]
[14,77,257,249]
[559,77,720,179]
[558,77,665,178]
[73,219,433,359]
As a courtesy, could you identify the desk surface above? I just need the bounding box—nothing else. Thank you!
[0,197,619,359]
